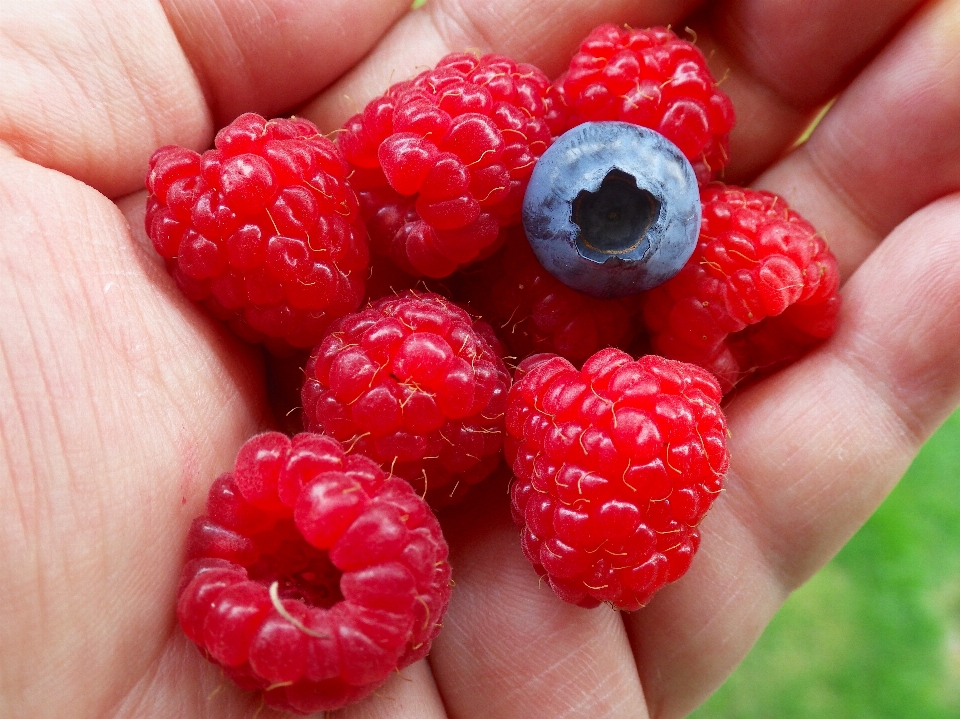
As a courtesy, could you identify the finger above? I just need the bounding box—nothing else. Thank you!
[114,631,449,719]
[633,5,957,716]
[693,0,922,182]
[300,0,703,132]
[627,192,960,719]
[0,156,267,718]
[160,0,410,124]
[429,480,649,719]
[337,660,449,719]
[108,632,272,718]
[0,0,408,197]
[299,0,920,171]
[754,0,960,277]
[0,0,209,197]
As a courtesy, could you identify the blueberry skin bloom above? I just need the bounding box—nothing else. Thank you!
[522,121,701,299]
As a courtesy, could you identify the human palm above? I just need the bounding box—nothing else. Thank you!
[3,0,960,717]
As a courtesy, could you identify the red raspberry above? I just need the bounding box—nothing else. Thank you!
[547,25,735,185]
[145,113,369,353]
[363,253,462,306]
[505,349,729,611]
[641,184,841,393]
[177,431,451,714]
[363,253,423,303]
[457,227,645,363]
[339,53,553,278]
[301,291,511,507]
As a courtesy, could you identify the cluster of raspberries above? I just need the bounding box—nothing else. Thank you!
[146,24,840,713]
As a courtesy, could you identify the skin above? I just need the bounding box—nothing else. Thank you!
[1,0,959,717]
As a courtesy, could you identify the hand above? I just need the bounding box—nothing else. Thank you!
[2,1,958,717]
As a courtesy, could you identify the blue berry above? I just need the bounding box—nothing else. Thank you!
[521,122,701,298]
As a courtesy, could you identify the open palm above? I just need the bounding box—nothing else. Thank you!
[3,0,960,717]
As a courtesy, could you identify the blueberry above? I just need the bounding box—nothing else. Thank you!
[521,121,701,298]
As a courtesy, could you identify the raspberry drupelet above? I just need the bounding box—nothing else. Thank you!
[302,291,511,507]
[177,432,452,714]
[457,226,645,363]
[339,52,553,278]
[642,184,841,393]
[145,113,369,353]
[505,349,729,611]
[547,24,735,185]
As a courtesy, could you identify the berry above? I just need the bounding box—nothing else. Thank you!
[522,121,701,298]
[547,24,735,185]
[457,226,646,363]
[301,291,511,507]
[177,431,452,714]
[145,113,369,353]
[505,349,729,611]
[641,183,841,393]
[362,253,462,306]
[339,53,553,278]
[363,253,423,303]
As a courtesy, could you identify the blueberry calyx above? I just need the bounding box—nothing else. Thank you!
[573,169,661,257]
[522,122,701,299]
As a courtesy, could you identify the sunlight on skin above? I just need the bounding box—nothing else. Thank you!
[3,1,960,718]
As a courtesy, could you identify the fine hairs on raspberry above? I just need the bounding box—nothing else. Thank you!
[457,226,646,363]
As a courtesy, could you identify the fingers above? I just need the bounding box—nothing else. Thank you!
[695,0,922,182]
[429,480,650,719]
[112,632,451,718]
[0,0,209,197]
[0,157,267,718]
[108,632,271,718]
[619,16,960,708]
[159,0,410,124]
[299,0,703,132]
[755,0,960,277]
[0,0,409,197]
[627,191,960,719]
[338,660,449,719]
[299,0,921,177]
[0,0,925,216]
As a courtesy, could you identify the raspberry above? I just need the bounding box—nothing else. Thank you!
[505,349,729,610]
[641,184,841,393]
[145,113,369,353]
[363,253,462,307]
[547,25,735,185]
[177,431,451,714]
[457,226,645,363]
[363,253,423,303]
[301,291,511,507]
[339,53,553,278]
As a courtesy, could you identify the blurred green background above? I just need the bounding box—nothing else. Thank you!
[691,408,960,719]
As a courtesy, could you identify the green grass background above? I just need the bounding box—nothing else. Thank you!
[691,409,960,718]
